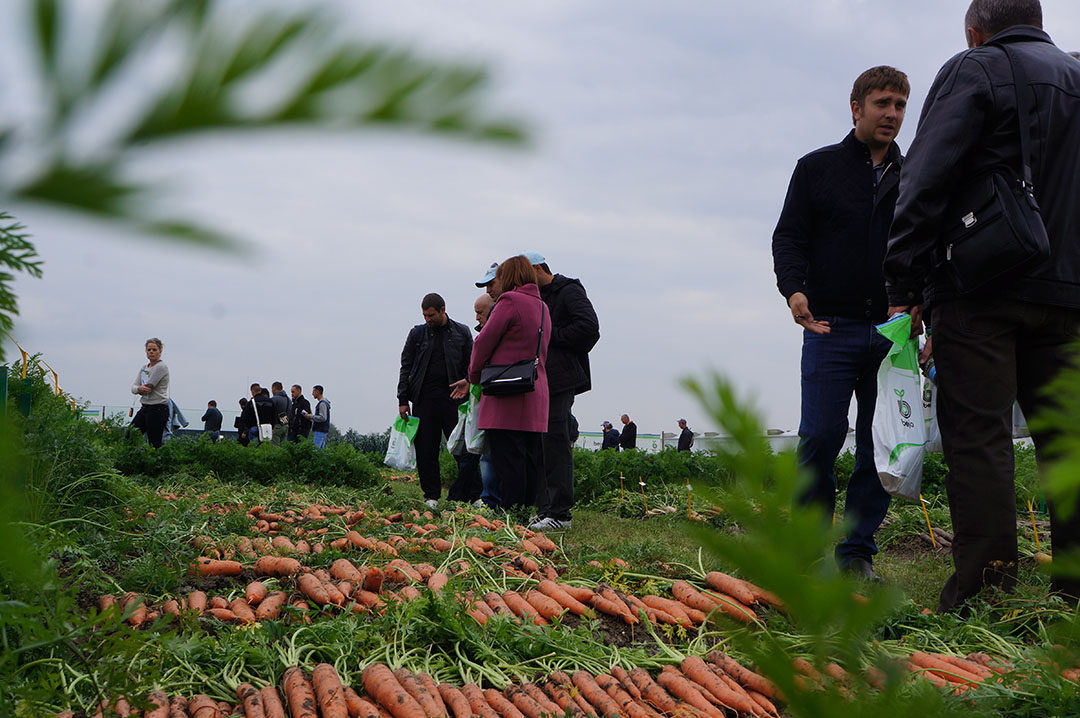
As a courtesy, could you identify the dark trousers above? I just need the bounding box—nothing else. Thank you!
[797,317,893,568]
[138,403,169,448]
[414,399,473,500]
[487,429,544,509]
[536,391,575,520]
[934,298,1080,612]
[447,452,482,502]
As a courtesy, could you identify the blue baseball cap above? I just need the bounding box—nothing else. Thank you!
[523,251,546,265]
[475,262,498,287]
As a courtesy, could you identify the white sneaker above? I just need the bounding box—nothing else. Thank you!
[529,516,571,531]
[526,514,541,525]
[425,499,439,509]
[472,499,485,508]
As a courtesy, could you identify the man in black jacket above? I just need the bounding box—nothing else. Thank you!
[600,421,620,450]
[270,381,292,446]
[289,384,312,442]
[398,293,477,508]
[619,414,637,451]
[677,419,694,452]
[772,65,909,582]
[201,400,223,443]
[527,253,600,531]
[884,0,1080,611]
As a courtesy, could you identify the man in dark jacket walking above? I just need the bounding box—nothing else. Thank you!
[201,400,223,443]
[270,381,292,446]
[398,293,478,508]
[884,0,1080,611]
[527,253,600,530]
[676,419,694,452]
[600,421,620,450]
[772,65,909,582]
[289,384,312,442]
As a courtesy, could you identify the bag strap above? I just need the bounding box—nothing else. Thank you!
[532,302,546,365]
[997,42,1035,187]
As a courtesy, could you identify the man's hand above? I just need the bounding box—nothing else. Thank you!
[788,292,830,335]
[398,404,410,420]
[449,379,469,400]
[887,304,924,338]
[920,334,933,365]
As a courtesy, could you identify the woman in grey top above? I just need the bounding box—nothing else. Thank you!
[131,337,170,447]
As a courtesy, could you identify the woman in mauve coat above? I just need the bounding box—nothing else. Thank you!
[468,255,551,509]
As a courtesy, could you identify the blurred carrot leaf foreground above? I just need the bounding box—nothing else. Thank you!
[0,0,526,249]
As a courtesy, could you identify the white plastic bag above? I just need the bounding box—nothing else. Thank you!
[921,355,942,453]
[448,401,468,456]
[384,415,420,471]
[873,314,926,502]
[464,383,487,455]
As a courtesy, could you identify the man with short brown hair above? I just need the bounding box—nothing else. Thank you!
[772,65,909,582]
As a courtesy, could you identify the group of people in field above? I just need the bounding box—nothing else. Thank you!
[775,0,1080,613]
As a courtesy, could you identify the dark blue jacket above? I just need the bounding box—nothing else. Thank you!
[773,130,903,323]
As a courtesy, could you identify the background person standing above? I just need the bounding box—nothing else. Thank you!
[619,414,637,450]
[289,384,312,442]
[676,419,694,452]
[306,385,331,448]
[201,400,222,443]
[131,337,170,448]
[772,65,910,583]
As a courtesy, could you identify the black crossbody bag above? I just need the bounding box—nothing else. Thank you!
[479,306,546,396]
[941,42,1050,294]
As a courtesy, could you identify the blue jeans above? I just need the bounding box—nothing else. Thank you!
[798,316,892,567]
[479,454,500,508]
[312,431,327,449]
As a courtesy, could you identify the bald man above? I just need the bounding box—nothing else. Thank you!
[474,293,494,331]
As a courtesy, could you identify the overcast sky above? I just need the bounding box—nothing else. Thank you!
[7,1,1080,436]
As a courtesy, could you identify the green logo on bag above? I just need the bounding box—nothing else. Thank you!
[893,388,905,398]
[897,399,911,420]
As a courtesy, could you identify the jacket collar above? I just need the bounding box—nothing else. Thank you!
[841,129,901,165]
[987,25,1054,47]
[498,283,542,301]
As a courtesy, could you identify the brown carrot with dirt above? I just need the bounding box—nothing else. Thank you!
[417,673,446,717]
[208,596,229,610]
[162,599,181,616]
[504,685,554,718]
[610,666,640,700]
[538,580,594,617]
[671,581,722,615]
[541,680,590,718]
[388,559,424,583]
[590,594,638,624]
[704,571,756,606]
[393,668,447,718]
[429,538,453,552]
[312,664,349,718]
[331,558,366,584]
[255,591,287,621]
[706,664,769,716]
[143,690,169,718]
[572,670,625,717]
[290,599,312,622]
[521,538,543,555]
[655,669,724,718]
[236,684,267,718]
[502,590,547,626]
[550,672,598,717]
[437,684,473,718]
[254,556,302,577]
[187,590,207,614]
[354,590,385,609]
[707,651,779,702]
[907,653,984,685]
[350,693,385,718]
[681,656,759,716]
[627,668,677,715]
[520,683,562,715]
[260,685,287,718]
[525,591,566,620]
[187,695,222,718]
[428,572,449,592]
[283,666,320,718]
[364,566,385,593]
[484,688,527,718]
[529,533,558,552]
[399,585,422,601]
[121,592,147,628]
[245,581,268,605]
[229,598,257,624]
[594,673,656,718]
[460,684,501,718]
[484,592,518,620]
[321,578,347,606]
[97,595,117,614]
[298,573,333,606]
[191,558,244,577]
[640,596,694,627]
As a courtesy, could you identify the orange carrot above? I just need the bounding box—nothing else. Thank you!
[704,572,756,606]
[698,590,758,624]
[521,539,543,555]
[936,655,994,680]
[709,668,767,717]
[908,653,983,685]
[350,693,385,718]
[331,558,366,584]
[392,668,445,718]
[417,673,447,718]
[905,660,959,691]
[515,555,540,574]
[162,599,181,616]
[229,598,257,624]
[208,595,229,610]
[283,666,319,718]
[745,689,779,717]
[364,567,385,593]
[260,686,288,718]
[505,685,555,718]
[706,651,779,702]
[438,683,473,718]
[529,533,558,552]
[610,666,640,701]
[551,672,598,717]
[254,556,302,577]
[429,538,453,552]
[121,592,147,628]
[541,680,591,718]
[237,683,267,718]
[354,590,385,609]
[594,673,656,718]
[428,573,450,592]
[255,591,288,621]
[338,581,355,599]
[598,587,637,624]
[737,578,784,611]
[641,596,694,627]
[538,580,594,617]
[560,584,595,603]
[290,599,312,623]
[965,653,1011,674]
[460,684,501,718]
[321,578,347,606]
[298,573,333,606]
[97,595,117,614]
[681,656,758,716]
[483,688,526,718]
[388,559,424,583]
[483,592,518,620]
[190,557,244,577]
[188,694,222,717]
[590,594,638,624]
[400,585,423,601]
[525,591,565,620]
[206,607,235,622]
[312,664,349,718]
[655,670,724,718]
[519,683,562,716]
[502,590,547,626]
[671,581,721,614]
[571,671,624,717]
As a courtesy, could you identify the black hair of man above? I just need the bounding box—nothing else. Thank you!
[261,388,270,397]
[250,382,261,392]
[271,381,283,392]
[313,384,324,395]
[208,400,217,407]
[537,262,551,275]
[292,384,302,392]
[965,0,1042,36]
[421,293,445,311]
[239,398,248,407]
